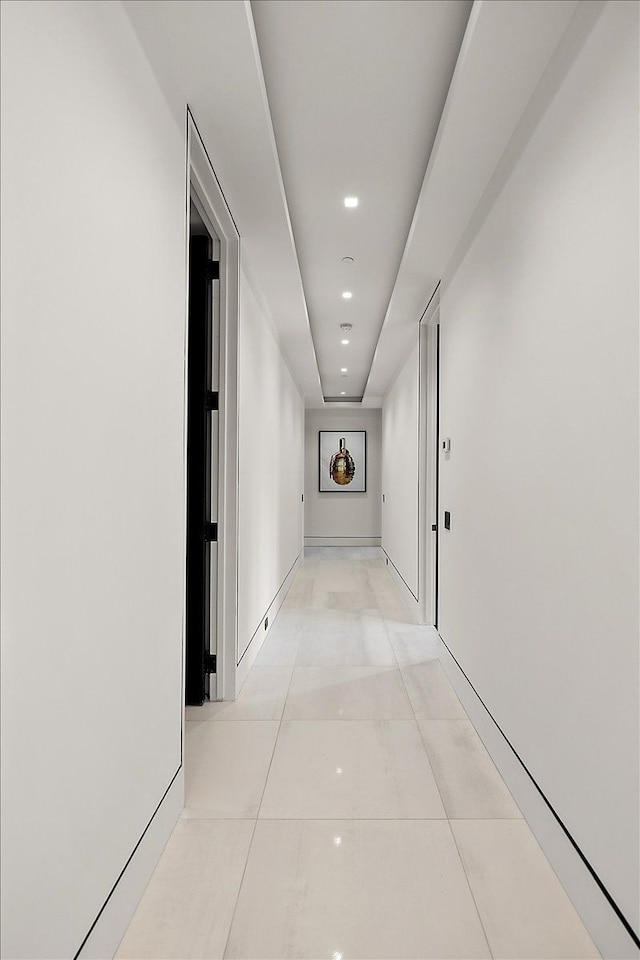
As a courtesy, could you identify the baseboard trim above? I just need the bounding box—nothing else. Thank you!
[304,536,381,547]
[76,767,184,959]
[438,639,640,960]
[235,550,303,690]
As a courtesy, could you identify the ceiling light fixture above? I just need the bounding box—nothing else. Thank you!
[341,339,349,345]
[341,256,354,263]
[341,368,347,373]
[342,291,352,300]
[344,197,358,208]
[340,392,346,396]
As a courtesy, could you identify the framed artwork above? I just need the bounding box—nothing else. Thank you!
[319,431,366,492]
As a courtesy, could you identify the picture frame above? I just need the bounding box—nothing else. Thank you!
[318,430,367,493]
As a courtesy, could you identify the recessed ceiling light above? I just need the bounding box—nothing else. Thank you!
[341,339,349,345]
[341,256,354,263]
[342,291,352,300]
[341,368,347,372]
[340,391,346,395]
[344,197,358,208]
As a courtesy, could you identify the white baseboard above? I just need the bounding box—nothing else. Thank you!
[78,767,184,959]
[304,536,381,547]
[439,641,639,960]
[235,550,303,691]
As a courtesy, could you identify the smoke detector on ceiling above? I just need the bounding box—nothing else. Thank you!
[340,323,352,332]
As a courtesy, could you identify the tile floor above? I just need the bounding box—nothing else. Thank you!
[116,547,600,959]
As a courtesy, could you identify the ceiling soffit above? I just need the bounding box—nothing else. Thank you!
[124,0,324,404]
[364,0,581,401]
[251,0,473,403]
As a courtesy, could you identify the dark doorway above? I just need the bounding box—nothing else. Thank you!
[185,198,220,705]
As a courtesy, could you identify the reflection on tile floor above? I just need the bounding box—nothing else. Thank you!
[116,547,600,960]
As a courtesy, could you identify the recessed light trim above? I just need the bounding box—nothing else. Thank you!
[344,197,358,208]
[342,291,352,300]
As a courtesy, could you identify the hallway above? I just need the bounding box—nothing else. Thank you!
[2,2,638,956]
[116,548,598,960]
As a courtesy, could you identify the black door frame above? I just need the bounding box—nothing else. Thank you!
[186,110,241,705]
[185,214,218,705]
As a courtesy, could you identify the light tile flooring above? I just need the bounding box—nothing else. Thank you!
[116,547,600,959]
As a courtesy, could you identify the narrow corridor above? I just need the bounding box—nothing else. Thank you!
[117,548,599,959]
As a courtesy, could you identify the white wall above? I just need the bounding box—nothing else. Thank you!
[1,2,186,958]
[237,275,304,665]
[304,408,381,546]
[439,1,639,950]
[382,340,420,598]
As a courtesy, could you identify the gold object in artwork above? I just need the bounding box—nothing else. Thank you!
[329,438,356,485]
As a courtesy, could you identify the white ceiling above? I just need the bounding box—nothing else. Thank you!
[250,0,472,403]
[124,0,580,409]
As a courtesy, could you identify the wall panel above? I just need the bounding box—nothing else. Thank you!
[237,276,304,663]
[439,1,639,942]
[1,2,186,955]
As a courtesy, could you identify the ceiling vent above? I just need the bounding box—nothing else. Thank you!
[324,396,362,403]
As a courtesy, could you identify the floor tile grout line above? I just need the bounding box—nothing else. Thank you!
[391,627,519,828]
[273,715,418,722]
[180,814,467,821]
[395,634,425,725]
[380,559,494,958]
[238,815,462,823]
[418,718,527,822]
[179,813,525,821]
[219,816,259,959]
[446,818,496,960]
[220,614,300,959]
[414,714,453,823]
